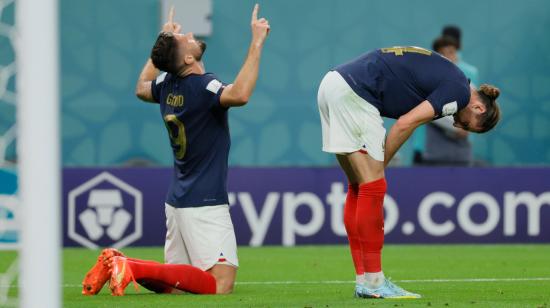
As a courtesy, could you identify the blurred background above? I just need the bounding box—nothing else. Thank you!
[3,0,550,168]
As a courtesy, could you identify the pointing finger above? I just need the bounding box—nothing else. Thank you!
[168,5,175,24]
[251,3,259,23]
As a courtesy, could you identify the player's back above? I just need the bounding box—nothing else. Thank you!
[152,72,230,208]
[335,46,470,119]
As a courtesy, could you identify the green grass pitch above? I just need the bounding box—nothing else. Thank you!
[1,244,550,307]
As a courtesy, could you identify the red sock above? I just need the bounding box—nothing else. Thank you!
[126,258,160,264]
[356,178,386,273]
[124,259,173,294]
[126,260,217,294]
[343,184,364,275]
[136,279,175,294]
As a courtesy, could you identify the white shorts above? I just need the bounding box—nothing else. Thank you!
[164,203,239,271]
[317,71,386,161]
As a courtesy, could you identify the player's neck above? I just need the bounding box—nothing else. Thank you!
[178,62,205,78]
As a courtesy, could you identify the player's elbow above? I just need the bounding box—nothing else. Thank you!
[221,84,251,107]
[231,89,250,106]
[221,97,248,108]
[135,90,145,101]
[135,86,145,100]
[225,93,249,107]
[135,87,151,102]
[234,96,249,106]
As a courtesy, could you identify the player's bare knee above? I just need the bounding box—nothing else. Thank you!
[209,264,237,294]
[215,278,235,294]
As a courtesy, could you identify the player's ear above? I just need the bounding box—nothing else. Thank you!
[467,94,483,114]
[184,54,195,65]
[472,99,486,114]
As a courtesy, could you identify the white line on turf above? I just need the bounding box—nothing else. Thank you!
[2,277,550,288]
[398,278,550,283]
[238,278,550,285]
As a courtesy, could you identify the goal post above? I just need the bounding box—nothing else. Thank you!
[16,0,61,306]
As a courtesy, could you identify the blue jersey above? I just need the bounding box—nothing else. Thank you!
[151,72,229,208]
[335,46,471,119]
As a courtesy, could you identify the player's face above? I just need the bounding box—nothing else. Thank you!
[452,88,487,133]
[453,112,473,132]
[175,32,207,61]
[453,105,483,133]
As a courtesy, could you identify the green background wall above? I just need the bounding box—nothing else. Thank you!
[46,0,550,165]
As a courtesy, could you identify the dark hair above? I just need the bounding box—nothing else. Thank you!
[432,35,459,52]
[150,32,181,74]
[442,25,462,49]
[477,84,501,133]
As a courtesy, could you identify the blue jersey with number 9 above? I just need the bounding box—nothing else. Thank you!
[151,72,229,208]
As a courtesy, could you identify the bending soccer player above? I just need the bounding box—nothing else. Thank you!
[82,4,270,296]
[317,46,500,299]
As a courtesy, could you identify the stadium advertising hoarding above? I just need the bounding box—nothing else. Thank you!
[62,167,550,248]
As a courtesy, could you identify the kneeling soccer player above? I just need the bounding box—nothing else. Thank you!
[317,46,500,298]
[82,4,270,296]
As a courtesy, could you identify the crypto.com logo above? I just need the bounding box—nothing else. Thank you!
[68,172,142,249]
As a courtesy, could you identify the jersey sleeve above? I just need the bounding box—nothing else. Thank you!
[151,72,167,103]
[203,74,227,109]
[426,80,471,118]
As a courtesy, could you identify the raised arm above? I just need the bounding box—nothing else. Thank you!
[135,59,159,103]
[384,100,435,167]
[220,4,270,107]
[135,6,181,103]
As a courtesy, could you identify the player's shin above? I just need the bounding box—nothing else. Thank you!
[122,259,217,294]
[356,178,386,289]
[343,183,365,285]
[136,279,178,293]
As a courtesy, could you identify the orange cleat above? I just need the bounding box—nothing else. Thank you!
[81,248,125,295]
[109,256,139,296]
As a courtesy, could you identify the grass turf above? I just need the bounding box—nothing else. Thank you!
[1,244,550,307]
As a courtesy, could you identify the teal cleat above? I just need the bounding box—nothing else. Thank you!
[356,279,421,299]
[354,284,363,298]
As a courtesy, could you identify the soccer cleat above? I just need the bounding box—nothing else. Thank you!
[109,256,139,296]
[357,278,421,299]
[82,248,125,295]
[354,284,364,298]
